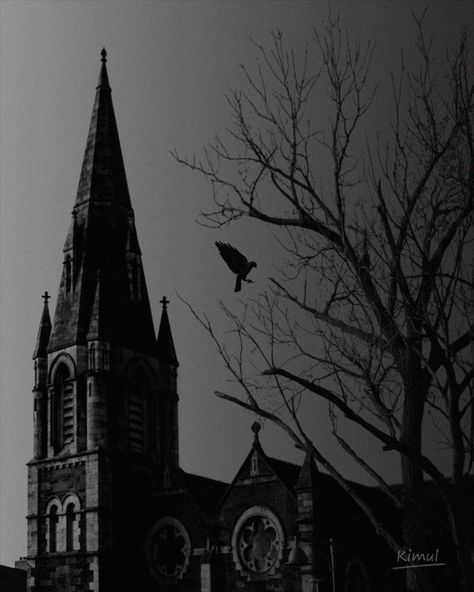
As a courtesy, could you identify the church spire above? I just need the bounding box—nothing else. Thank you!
[157,297,179,366]
[98,47,109,86]
[33,292,52,359]
[75,48,130,208]
[48,50,156,354]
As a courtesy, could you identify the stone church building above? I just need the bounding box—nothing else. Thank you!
[23,50,413,592]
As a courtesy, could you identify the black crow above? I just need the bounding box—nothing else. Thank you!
[215,242,257,292]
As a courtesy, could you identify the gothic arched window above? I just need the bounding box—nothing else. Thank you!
[51,363,74,452]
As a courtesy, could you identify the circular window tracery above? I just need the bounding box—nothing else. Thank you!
[232,506,285,578]
[147,517,191,581]
[238,514,280,573]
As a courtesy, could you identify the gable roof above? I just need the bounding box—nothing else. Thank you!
[213,437,305,513]
[177,470,228,516]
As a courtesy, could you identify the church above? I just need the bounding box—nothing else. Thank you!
[23,50,412,592]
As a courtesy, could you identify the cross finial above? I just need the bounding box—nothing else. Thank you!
[160,296,169,310]
[101,47,107,63]
[42,291,50,305]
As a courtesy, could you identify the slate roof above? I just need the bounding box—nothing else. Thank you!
[264,456,302,491]
[178,470,229,516]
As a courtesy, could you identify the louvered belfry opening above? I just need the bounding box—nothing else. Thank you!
[128,364,148,453]
[52,363,74,451]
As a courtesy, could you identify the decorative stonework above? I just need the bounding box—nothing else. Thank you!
[147,517,191,581]
[231,506,285,578]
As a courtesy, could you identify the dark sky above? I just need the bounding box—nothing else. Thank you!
[1,0,472,567]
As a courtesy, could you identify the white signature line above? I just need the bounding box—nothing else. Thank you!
[392,563,447,571]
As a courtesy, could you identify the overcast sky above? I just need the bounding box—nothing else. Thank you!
[1,0,472,567]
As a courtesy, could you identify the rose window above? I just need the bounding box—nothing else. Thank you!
[232,508,284,577]
[147,517,190,581]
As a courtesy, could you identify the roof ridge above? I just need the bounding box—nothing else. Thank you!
[266,455,301,469]
[179,469,229,487]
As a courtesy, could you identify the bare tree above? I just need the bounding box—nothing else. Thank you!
[174,15,473,592]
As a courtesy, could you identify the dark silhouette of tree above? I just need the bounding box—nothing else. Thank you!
[175,15,473,592]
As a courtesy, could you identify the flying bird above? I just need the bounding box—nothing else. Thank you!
[215,242,257,292]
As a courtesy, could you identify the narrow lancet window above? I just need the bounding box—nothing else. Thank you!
[251,454,259,476]
[66,503,76,551]
[48,505,59,553]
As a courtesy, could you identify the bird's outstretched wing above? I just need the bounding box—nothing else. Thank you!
[215,242,248,274]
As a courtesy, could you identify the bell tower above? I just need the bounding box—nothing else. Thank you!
[25,50,179,592]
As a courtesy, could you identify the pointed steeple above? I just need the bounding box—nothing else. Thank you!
[33,292,52,359]
[98,48,110,87]
[75,47,130,208]
[48,51,156,354]
[157,297,179,366]
[295,451,319,491]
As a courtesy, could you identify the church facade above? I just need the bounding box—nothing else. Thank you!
[24,51,403,592]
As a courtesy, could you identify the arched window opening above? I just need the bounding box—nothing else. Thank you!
[48,505,59,553]
[251,454,259,476]
[128,364,149,453]
[66,503,76,551]
[51,363,74,452]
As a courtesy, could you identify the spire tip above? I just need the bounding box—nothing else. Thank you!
[100,47,107,63]
[251,422,261,442]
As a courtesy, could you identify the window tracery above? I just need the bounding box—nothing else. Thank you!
[231,506,285,578]
[147,517,191,582]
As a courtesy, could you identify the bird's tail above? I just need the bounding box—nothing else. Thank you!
[235,277,242,292]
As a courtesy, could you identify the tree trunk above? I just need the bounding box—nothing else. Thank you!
[400,379,434,592]
[446,488,474,592]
